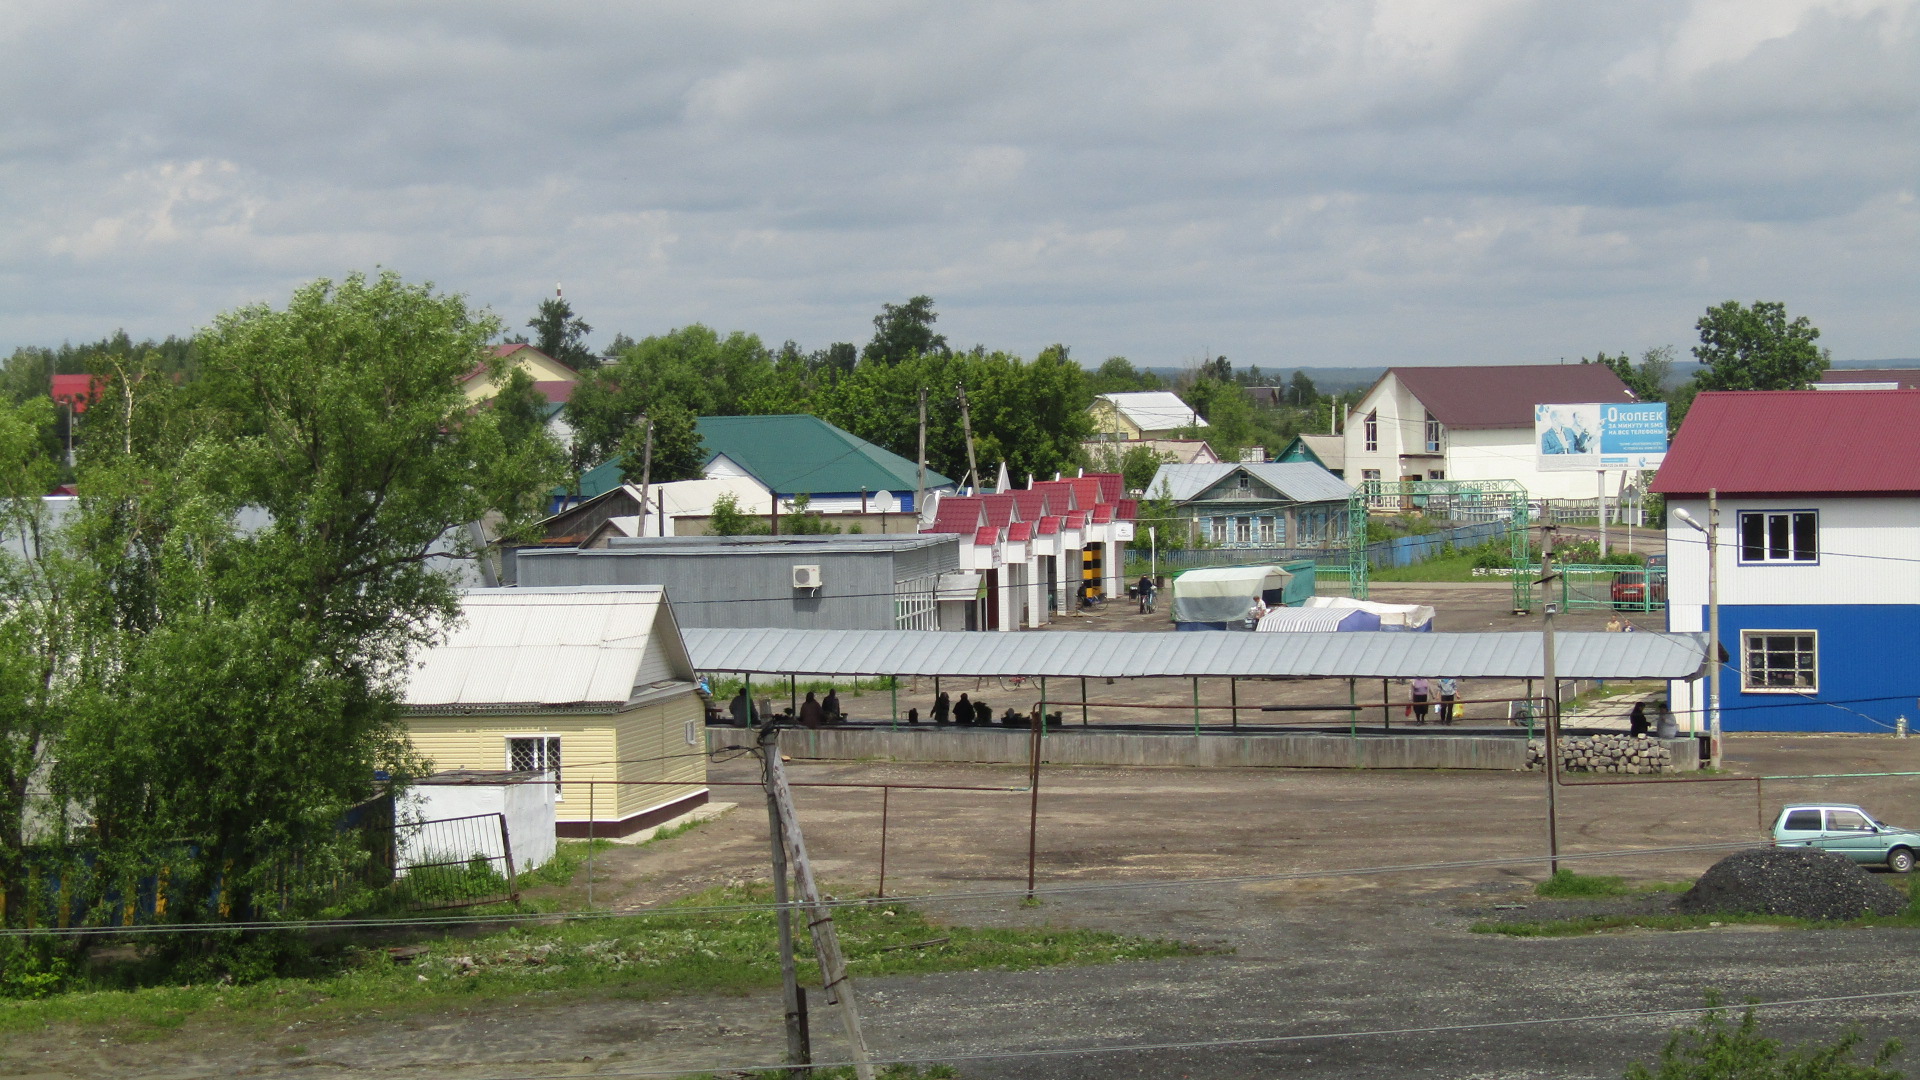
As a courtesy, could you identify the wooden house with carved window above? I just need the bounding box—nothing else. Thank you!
[1144,463,1353,550]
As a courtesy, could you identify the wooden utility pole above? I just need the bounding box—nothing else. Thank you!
[636,417,655,537]
[915,388,928,517]
[765,742,876,1080]
[956,383,980,493]
[1539,520,1562,875]
[759,726,811,1074]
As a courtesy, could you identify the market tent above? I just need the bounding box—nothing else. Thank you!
[1256,607,1382,633]
[1304,595,1436,632]
[1171,566,1292,628]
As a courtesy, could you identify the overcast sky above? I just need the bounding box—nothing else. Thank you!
[3,1,1915,369]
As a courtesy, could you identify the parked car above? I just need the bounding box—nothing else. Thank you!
[1772,803,1920,872]
[1610,556,1667,609]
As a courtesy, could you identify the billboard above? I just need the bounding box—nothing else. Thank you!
[1535,402,1667,471]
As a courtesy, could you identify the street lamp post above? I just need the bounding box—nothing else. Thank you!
[1673,492,1722,769]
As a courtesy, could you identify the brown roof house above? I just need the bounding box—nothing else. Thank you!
[1341,364,1636,500]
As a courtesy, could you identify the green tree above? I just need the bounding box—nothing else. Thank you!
[46,273,562,968]
[862,296,949,366]
[707,490,769,536]
[527,296,597,370]
[1626,999,1901,1079]
[1086,441,1175,494]
[563,325,769,475]
[1691,301,1829,392]
[1085,356,1163,398]
[1584,345,1675,403]
[1287,370,1319,407]
[1134,480,1198,552]
[615,397,706,485]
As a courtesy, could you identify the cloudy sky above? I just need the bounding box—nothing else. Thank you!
[3,1,1915,368]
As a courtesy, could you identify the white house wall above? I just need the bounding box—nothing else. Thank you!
[1665,496,1920,623]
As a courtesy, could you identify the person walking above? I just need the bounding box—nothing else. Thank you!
[1137,573,1156,614]
[1410,677,1432,724]
[798,691,825,729]
[1437,677,1458,725]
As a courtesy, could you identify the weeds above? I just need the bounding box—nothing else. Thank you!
[1625,994,1901,1079]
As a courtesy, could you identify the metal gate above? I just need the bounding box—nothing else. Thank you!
[391,812,519,909]
[1348,479,1533,612]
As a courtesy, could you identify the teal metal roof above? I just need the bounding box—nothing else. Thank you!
[696,414,953,495]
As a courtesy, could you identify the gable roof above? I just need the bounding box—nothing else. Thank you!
[403,587,693,710]
[1146,462,1355,504]
[697,414,954,495]
[1384,364,1635,430]
[1650,390,1920,497]
[1094,392,1207,432]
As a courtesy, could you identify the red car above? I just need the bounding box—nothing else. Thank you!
[1610,556,1667,610]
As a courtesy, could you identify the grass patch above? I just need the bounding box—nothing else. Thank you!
[1535,870,1689,899]
[512,838,618,890]
[1479,876,1920,936]
[1369,551,1489,582]
[0,885,1197,1038]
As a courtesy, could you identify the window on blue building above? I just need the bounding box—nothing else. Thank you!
[1738,510,1817,563]
[1742,631,1817,692]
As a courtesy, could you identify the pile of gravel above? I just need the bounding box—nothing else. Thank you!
[1675,847,1909,921]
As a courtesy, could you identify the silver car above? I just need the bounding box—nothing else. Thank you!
[1772,804,1920,873]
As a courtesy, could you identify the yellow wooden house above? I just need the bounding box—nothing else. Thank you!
[460,343,581,405]
[402,586,708,837]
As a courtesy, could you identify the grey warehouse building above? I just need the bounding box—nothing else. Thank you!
[511,534,961,630]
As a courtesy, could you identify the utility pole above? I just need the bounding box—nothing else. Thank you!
[637,417,655,537]
[1597,469,1607,556]
[1707,489,1722,769]
[915,388,928,519]
[1539,519,1562,875]
[765,740,876,1080]
[957,382,980,494]
[759,725,811,1075]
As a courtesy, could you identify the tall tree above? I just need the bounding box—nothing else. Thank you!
[1086,356,1163,398]
[528,296,597,370]
[1286,370,1319,407]
[861,296,948,366]
[1584,345,1675,403]
[46,273,561,965]
[1690,301,1828,392]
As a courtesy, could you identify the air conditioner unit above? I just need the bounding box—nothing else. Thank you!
[792,564,823,589]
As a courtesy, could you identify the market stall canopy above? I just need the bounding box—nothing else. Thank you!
[1256,607,1382,633]
[1303,596,1436,632]
[1170,565,1292,625]
[684,627,1707,681]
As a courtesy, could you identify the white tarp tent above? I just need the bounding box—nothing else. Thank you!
[1171,565,1292,627]
[1303,595,1436,632]
[1257,607,1382,633]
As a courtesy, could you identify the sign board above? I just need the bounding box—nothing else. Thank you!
[1534,402,1668,471]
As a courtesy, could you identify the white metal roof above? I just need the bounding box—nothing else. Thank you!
[1097,391,1207,432]
[404,587,694,709]
[1146,462,1354,503]
[683,627,1708,680]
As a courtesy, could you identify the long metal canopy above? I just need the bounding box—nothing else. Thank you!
[684,628,1707,681]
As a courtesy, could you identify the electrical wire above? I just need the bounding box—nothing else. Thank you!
[463,988,1920,1080]
[0,835,1805,940]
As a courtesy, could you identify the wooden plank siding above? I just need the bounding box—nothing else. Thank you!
[405,691,707,828]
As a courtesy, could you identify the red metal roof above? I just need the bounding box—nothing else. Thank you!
[1086,472,1123,503]
[1388,364,1634,430]
[1116,499,1139,520]
[1090,505,1115,524]
[1031,480,1080,511]
[1037,516,1061,535]
[973,526,1000,546]
[1009,488,1050,521]
[1005,522,1033,542]
[534,380,575,404]
[1650,390,1920,496]
[981,493,1019,527]
[1064,510,1088,529]
[1069,477,1103,508]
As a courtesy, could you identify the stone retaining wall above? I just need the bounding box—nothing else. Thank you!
[1525,734,1695,774]
[715,726,1707,771]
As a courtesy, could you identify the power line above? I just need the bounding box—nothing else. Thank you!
[0,835,1802,940]
[463,988,1920,1080]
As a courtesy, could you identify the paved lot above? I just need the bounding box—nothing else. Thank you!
[28,735,1920,1079]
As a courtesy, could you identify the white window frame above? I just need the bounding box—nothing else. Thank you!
[1364,410,1379,453]
[507,736,563,801]
[1737,510,1818,565]
[1741,630,1818,694]
[1424,411,1441,454]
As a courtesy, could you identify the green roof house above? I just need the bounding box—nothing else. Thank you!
[698,415,952,514]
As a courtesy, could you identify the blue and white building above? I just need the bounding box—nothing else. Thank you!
[1653,390,1920,733]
